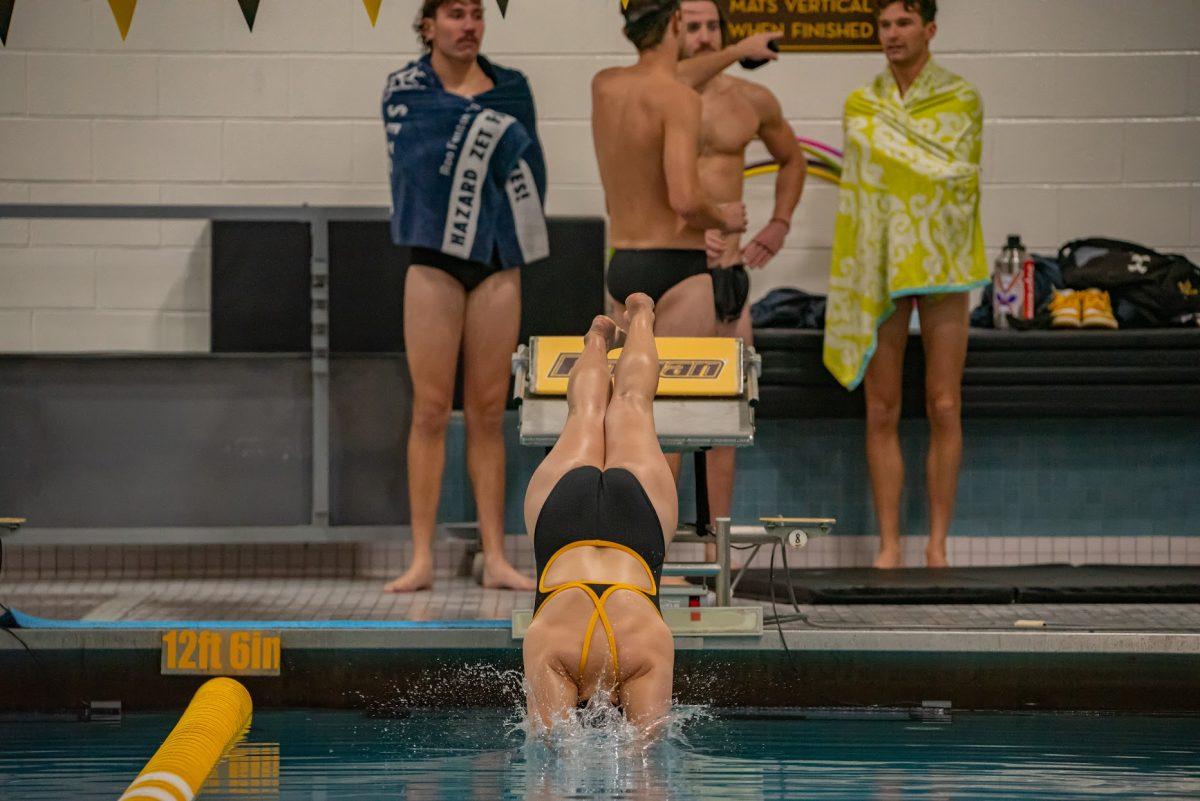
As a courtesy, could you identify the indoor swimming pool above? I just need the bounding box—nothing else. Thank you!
[4,706,1198,800]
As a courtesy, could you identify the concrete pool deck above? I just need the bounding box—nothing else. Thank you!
[3,576,1198,713]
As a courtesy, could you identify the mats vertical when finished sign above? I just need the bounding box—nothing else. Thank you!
[719,0,882,51]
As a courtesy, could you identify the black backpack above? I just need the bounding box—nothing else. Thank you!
[750,288,827,329]
[1058,237,1200,327]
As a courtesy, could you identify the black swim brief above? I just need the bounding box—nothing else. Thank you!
[606,249,708,305]
[409,246,505,293]
[710,264,750,323]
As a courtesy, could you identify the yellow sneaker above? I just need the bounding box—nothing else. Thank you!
[1048,289,1081,328]
[1081,288,1118,329]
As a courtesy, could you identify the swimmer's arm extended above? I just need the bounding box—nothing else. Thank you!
[664,90,745,233]
[743,86,805,269]
[676,31,782,89]
[619,651,674,740]
[523,648,579,734]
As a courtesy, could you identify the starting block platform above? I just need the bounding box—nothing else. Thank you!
[512,335,836,611]
[511,605,763,638]
[512,336,760,449]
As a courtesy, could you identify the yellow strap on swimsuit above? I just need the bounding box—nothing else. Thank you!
[533,539,659,682]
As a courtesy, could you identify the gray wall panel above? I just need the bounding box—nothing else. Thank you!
[0,356,312,527]
[329,356,411,526]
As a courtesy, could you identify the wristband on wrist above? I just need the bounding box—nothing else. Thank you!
[769,216,791,230]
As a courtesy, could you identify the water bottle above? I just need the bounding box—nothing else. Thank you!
[739,39,780,70]
[993,234,1033,329]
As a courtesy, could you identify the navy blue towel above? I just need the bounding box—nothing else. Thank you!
[383,54,549,268]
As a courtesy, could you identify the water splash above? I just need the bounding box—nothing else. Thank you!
[511,690,713,801]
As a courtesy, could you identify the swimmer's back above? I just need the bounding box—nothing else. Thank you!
[592,66,705,251]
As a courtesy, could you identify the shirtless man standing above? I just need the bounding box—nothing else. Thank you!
[595,0,747,332]
[679,0,806,552]
[593,2,778,483]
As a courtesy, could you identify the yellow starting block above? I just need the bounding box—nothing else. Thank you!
[511,335,835,615]
[513,336,760,449]
[528,336,743,397]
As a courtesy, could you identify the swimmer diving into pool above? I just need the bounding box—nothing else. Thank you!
[522,293,676,736]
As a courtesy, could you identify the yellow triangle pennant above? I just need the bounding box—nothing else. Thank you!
[107,0,137,40]
[362,0,382,26]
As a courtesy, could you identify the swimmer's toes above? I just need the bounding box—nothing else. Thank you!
[624,292,654,314]
[588,315,619,350]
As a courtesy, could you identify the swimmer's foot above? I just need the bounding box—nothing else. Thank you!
[873,545,903,569]
[925,546,949,568]
[624,292,655,321]
[481,557,536,591]
[587,314,620,351]
[383,557,434,593]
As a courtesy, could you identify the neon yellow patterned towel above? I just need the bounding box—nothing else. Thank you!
[823,60,988,390]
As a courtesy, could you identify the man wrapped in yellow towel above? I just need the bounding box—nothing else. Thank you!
[824,0,986,569]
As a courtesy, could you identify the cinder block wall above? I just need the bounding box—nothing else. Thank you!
[0,0,1197,351]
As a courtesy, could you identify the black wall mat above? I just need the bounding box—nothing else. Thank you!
[731,565,1200,605]
[212,221,312,353]
[753,328,1200,418]
[326,217,606,351]
[328,221,407,352]
[213,216,607,354]
[519,216,607,342]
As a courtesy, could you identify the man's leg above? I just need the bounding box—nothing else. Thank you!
[864,297,912,569]
[704,303,753,561]
[916,292,970,568]
[461,268,533,591]
[603,293,680,545]
[386,265,466,592]
[523,315,616,538]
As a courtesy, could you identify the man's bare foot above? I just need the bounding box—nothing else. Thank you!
[587,314,620,351]
[925,547,949,568]
[481,557,536,591]
[873,546,903,569]
[383,558,434,592]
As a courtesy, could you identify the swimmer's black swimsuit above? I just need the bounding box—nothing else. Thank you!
[606,249,708,305]
[711,264,750,322]
[532,466,666,680]
[410,245,505,292]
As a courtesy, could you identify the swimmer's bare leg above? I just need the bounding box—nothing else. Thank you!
[644,274,713,582]
[652,272,716,485]
[523,315,619,537]
[604,293,679,545]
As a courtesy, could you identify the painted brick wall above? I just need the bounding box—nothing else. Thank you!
[0,0,1197,351]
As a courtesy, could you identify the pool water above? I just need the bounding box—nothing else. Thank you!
[3,707,1198,799]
